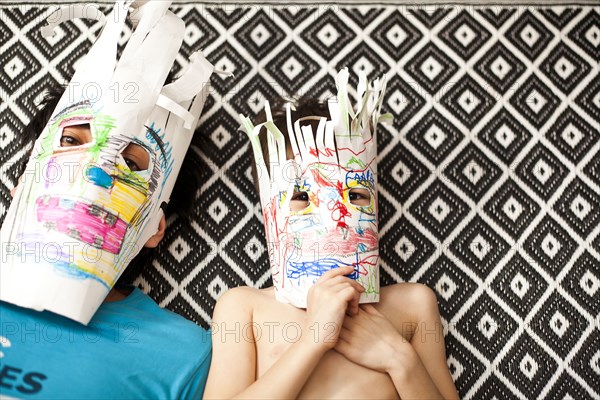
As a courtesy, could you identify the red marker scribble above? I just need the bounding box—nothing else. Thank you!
[311,168,335,188]
[331,200,350,229]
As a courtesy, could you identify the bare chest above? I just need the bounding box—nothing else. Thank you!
[253,305,400,399]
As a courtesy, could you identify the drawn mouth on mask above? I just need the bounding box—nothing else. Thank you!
[35,195,127,254]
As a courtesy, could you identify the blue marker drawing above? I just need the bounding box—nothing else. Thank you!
[287,258,359,280]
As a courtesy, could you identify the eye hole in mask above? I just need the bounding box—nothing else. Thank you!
[348,188,371,207]
[290,191,310,212]
[59,124,93,148]
[290,188,372,212]
[58,123,149,172]
[119,143,150,172]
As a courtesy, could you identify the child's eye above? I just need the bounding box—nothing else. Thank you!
[292,192,309,201]
[349,188,371,206]
[59,124,92,148]
[124,157,140,172]
[60,135,82,146]
[120,143,149,172]
[290,191,309,211]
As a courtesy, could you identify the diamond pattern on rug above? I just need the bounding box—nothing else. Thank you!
[574,72,600,123]
[445,333,486,395]
[421,255,478,321]
[231,73,279,118]
[560,251,600,316]
[174,6,219,59]
[540,42,592,95]
[411,6,454,29]
[341,7,384,29]
[456,293,518,360]
[380,216,435,279]
[266,41,320,93]
[505,10,553,61]
[569,328,600,394]
[0,42,41,94]
[530,290,589,359]
[497,334,559,399]
[370,10,422,60]
[207,44,252,96]
[449,215,510,279]
[443,143,502,202]
[478,108,532,165]
[156,219,210,283]
[471,374,518,400]
[483,178,540,240]
[553,177,600,238]
[438,10,491,61]
[440,74,496,130]
[476,8,516,29]
[2,4,599,399]
[14,75,62,122]
[384,74,426,129]
[508,74,561,130]
[409,179,470,241]
[567,9,600,61]
[515,142,569,202]
[475,42,527,95]
[405,109,463,166]
[523,215,578,279]
[490,253,549,319]
[404,42,459,95]
[546,107,600,164]
[300,9,356,61]
[234,9,285,61]
[378,139,429,203]
[539,8,582,29]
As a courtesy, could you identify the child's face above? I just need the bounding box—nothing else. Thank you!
[261,155,379,308]
[59,124,149,171]
[2,100,169,293]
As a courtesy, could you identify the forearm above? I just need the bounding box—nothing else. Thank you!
[386,341,445,400]
[230,339,326,399]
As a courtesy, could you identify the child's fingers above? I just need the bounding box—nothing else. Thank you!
[360,304,382,316]
[337,285,362,316]
[318,266,356,282]
[328,279,365,298]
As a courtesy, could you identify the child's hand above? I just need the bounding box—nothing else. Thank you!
[303,266,365,352]
[335,304,411,373]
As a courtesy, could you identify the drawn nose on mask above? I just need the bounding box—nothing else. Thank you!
[86,166,113,188]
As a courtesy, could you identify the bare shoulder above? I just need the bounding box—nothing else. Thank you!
[376,283,442,339]
[383,282,438,308]
[217,285,260,301]
[380,282,438,309]
[212,286,260,319]
[213,286,276,316]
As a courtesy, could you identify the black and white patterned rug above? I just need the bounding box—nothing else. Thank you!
[1,3,599,399]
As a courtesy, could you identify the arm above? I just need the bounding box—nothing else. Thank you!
[407,286,459,399]
[335,285,459,399]
[203,266,364,399]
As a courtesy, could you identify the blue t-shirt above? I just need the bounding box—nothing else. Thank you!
[0,288,211,399]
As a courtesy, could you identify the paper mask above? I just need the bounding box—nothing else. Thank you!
[0,1,215,324]
[240,68,390,308]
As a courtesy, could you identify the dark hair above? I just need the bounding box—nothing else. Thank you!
[251,97,330,191]
[20,87,202,286]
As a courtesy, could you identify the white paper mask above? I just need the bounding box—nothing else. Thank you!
[0,1,215,324]
[241,68,390,308]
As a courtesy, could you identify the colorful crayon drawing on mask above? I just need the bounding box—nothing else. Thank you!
[12,104,161,289]
[240,68,389,307]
